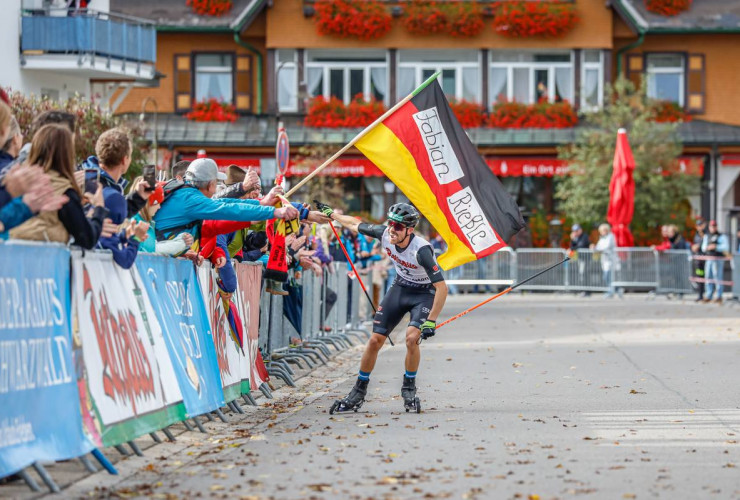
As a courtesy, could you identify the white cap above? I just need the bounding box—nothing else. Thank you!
[185,158,226,183]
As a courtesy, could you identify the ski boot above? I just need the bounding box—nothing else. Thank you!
[402,375,421,413]
[329,379,368,414]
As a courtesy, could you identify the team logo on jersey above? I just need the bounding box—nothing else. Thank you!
[385,248,418,269]
[433,265,439,272]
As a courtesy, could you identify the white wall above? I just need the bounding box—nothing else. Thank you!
[0,0,91,100]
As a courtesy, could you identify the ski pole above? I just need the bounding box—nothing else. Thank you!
[437,257,570,330]
[328,222,394,346]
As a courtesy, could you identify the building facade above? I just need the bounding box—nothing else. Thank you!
[90,1,740,242]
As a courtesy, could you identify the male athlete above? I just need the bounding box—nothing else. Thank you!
[318,202,448,413]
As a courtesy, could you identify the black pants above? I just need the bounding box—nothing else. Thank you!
[372,284,435,336]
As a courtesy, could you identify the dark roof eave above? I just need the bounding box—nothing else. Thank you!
[156,24,234,32]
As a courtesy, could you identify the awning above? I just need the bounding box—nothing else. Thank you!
[183,154,704,177]
[721,155,740,166]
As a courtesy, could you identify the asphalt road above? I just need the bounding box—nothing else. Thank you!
[62,294,740,500]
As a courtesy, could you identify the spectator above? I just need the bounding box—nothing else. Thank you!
[153,158,298,246]
[214,164,261,200]
[701,220,729,303]
[592,223,618,298]
[132,181,194,255]
[171,160,190,181]
[691,217,707,302]
[667,224,689,250]
[0,102,11,161]
[8,124,108,247]
[84,127,151,219]
[568,223,591,296]
[1,164,70,237]
[569,223,590,252]
[2,110,78,176]
[0,117,22,171]
[652,225,671,251]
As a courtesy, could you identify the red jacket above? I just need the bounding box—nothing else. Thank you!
[199,220,252,265]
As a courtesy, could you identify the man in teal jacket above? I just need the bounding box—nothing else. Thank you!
[154,158,299,243]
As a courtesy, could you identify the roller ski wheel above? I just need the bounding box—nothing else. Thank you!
[401,375,420,414]
[329,379,368,415]
[404,397,421,413]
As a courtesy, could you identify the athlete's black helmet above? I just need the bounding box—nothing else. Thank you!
[387,203,420,228]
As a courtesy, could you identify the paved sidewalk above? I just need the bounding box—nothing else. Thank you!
[20,294,740,499]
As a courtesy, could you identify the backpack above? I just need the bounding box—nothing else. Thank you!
[154,180,201,242]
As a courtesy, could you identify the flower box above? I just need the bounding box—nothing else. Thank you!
[186,99,238,122]
[645,0,691,16]
[305,95,386,128]
[650,100,692,123]
[488,99,578,129]
[402,1,484,37]
[314,0,392,40]
[186,0,233,17]
[491,1,580,38]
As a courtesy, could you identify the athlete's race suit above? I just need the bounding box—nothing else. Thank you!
[358,223,444,336]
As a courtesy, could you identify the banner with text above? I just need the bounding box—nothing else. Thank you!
[0,244,93,478]
[234,262,266,391]
[197,265,250,403]
[72,253,185,447]
[135,255,224,417]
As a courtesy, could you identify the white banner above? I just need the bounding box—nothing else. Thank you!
[73,253,182,426]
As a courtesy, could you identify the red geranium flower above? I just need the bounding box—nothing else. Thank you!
[645,0,691,16]
[186,99,238,122]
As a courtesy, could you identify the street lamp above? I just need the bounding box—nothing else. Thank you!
[140,96,159,177]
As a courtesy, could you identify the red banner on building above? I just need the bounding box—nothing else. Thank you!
[183,155,704,178]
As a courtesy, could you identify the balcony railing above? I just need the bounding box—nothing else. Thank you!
[21,8,156,65]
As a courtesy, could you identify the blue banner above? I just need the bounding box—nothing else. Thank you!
[135,255,224,416]
[0,243,93,478]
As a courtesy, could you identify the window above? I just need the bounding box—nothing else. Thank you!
[398,50,480,102]
[306,49,388,104]
[277,49,298,112]
[194,54,234,104]
[490,51,573,105]
[581,50,603,110]
[646,54,684,106]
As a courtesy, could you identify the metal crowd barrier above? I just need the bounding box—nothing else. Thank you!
[441,247,735,298]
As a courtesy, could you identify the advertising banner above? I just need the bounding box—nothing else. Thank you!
[234,262,266,391]
[135,255,224,417]
[72,253,185,447]
[197,265,248,403]
[0,244,93,477]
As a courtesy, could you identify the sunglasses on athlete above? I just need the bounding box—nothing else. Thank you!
[387,221,409,231]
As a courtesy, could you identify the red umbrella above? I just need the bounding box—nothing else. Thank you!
[607,128,635,247]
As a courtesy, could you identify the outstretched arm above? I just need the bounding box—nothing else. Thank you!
[315,201,362,232]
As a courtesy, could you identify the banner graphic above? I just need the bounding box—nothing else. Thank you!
[135,255,224,417]
[72,253,185,447]
[0,244,93,478]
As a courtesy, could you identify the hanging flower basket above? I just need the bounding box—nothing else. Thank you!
[491,1,580,38]
[305,95,386,128]
[186,99,238,122]
[314,0,392,40]
[649,100,692,122]
[645,0,691,16]
[186,0,233,16]
[487,99,578,128]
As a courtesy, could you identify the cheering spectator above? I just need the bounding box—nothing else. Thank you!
[701,220,729,303]
[153,158,298,244]
[132,181,194,256]
[83,127,151,219]
[8,124,108,247]
[214,164,261,200]
[171,160,190,181]
[1,164,70,237]
[0,117,22,171]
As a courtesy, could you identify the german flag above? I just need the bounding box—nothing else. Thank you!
[356,79,525,270]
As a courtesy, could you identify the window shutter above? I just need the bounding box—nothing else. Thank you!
[235,54,253,113]
[686,53,705,114]
[174,54,192,113]
[625,53,644,89]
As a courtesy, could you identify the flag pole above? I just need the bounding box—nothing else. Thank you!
[285,71,441,198]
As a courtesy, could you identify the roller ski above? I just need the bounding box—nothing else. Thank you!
[329,379,368,414]
[402,375,421,413]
